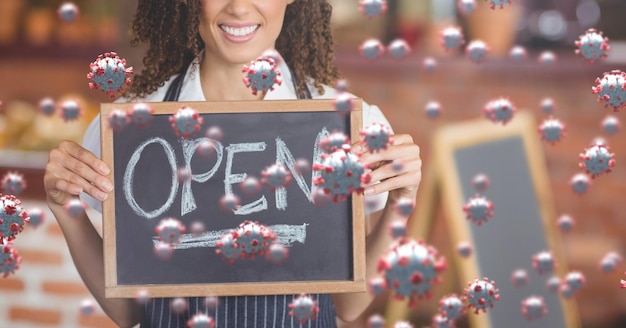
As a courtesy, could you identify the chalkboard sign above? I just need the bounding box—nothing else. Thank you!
[431,111,580,328]
[100,100,366,298]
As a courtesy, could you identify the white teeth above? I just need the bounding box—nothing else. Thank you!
[220,25,258,37]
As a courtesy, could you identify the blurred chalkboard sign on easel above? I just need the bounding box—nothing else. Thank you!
[386,111,581,328]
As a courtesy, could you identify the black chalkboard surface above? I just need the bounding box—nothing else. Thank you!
[433,111,581,328]
[101,100,366,298]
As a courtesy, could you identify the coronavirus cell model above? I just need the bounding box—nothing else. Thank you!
[377,238,446,306]
[466,40,490,64]
[319,131,350,154]
[423,57,437,73]
[360,39,386,60]
[87,52,133,98]
[394,197,415,217]
[128,103,154,127]
[333,92,354,114]
[439,294,465,321]
[169,106,204,139]
[368,276,387,296]
[431,314,455,328]
[155,217,186,245]
[313,146,372,202]
[64,198,87,219]
[232,221,277,259]
[0,194,30,243]
[521,295,547,321]
[1,171,26,196]
[240,176,262,195]
[538,117,566,145]
[265,242,288,265]
[60,100,81,122]
[462,194,494,226]
[361,122,394,152]
[242,56,282,95]
[457,242,473,258]
[219,193,240,212]
[389,220,407,239]
[153,241,174,261]
[367,314,385,328]
[26,207,45,228]
[557,214,575,232]
[602,115,620,135]
[486,0,512,9]
[57,2,79,22]
[463,277,500,314]
[187,313,215,328]
[261,163,291,190]
[79,299,95,316]
[540,97,555,114]
[424,101,442,119]
[359,0,387,19]
[107,109,131,132]
[578,141,615,178]
[388,39,411,60]
[236,223,270,258]
[570,173,591,195]
[575,28,610,64]
[439,26,465,51]
[457,0,477,15]
[393,321,414,328]
[532,250,556,275]
[546,276,561,293]
[0,240,21,278]
[600,252,622,273]
[562,271,585,294]
[170,298,189,315]
[215,233,239,264]
[484,97,516,125]
[592,70,626,112]
[511,269,529,287]
[289,294,320,324]
[38,97,56,116]
[471,173,490,193]
[538,51,556,65]
[509,45,527,61]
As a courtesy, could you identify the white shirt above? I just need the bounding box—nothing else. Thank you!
[81,55,392,214]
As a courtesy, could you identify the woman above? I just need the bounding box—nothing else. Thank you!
[44,0,422,327]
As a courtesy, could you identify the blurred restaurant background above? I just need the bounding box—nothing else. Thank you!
[1,0,626,327]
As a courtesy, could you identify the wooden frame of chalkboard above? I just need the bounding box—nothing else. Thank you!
[100,99,367,298]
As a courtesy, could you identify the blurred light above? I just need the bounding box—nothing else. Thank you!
[538,10,567,41]
[576,0,601,28]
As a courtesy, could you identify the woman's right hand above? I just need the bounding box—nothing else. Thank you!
[44,140,113,207]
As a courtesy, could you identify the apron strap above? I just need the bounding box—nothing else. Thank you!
[162,62,190,102]
[163,60,311,101]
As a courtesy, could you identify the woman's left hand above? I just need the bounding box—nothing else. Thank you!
[352,134,422,203]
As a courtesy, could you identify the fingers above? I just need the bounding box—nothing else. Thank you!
[360,134,420,169]
[45,141,112,203]
[365,168,422,196]
[355,134,421,195]
[60,140,110,175]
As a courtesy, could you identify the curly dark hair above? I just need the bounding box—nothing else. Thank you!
[124,0,340,99]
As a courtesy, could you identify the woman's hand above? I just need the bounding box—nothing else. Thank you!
[353,134,422,203]
[44,140,113,207]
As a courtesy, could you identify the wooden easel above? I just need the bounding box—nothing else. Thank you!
[384,111,581,328]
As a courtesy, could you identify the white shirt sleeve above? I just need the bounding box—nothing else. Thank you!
[80,114,103,213]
